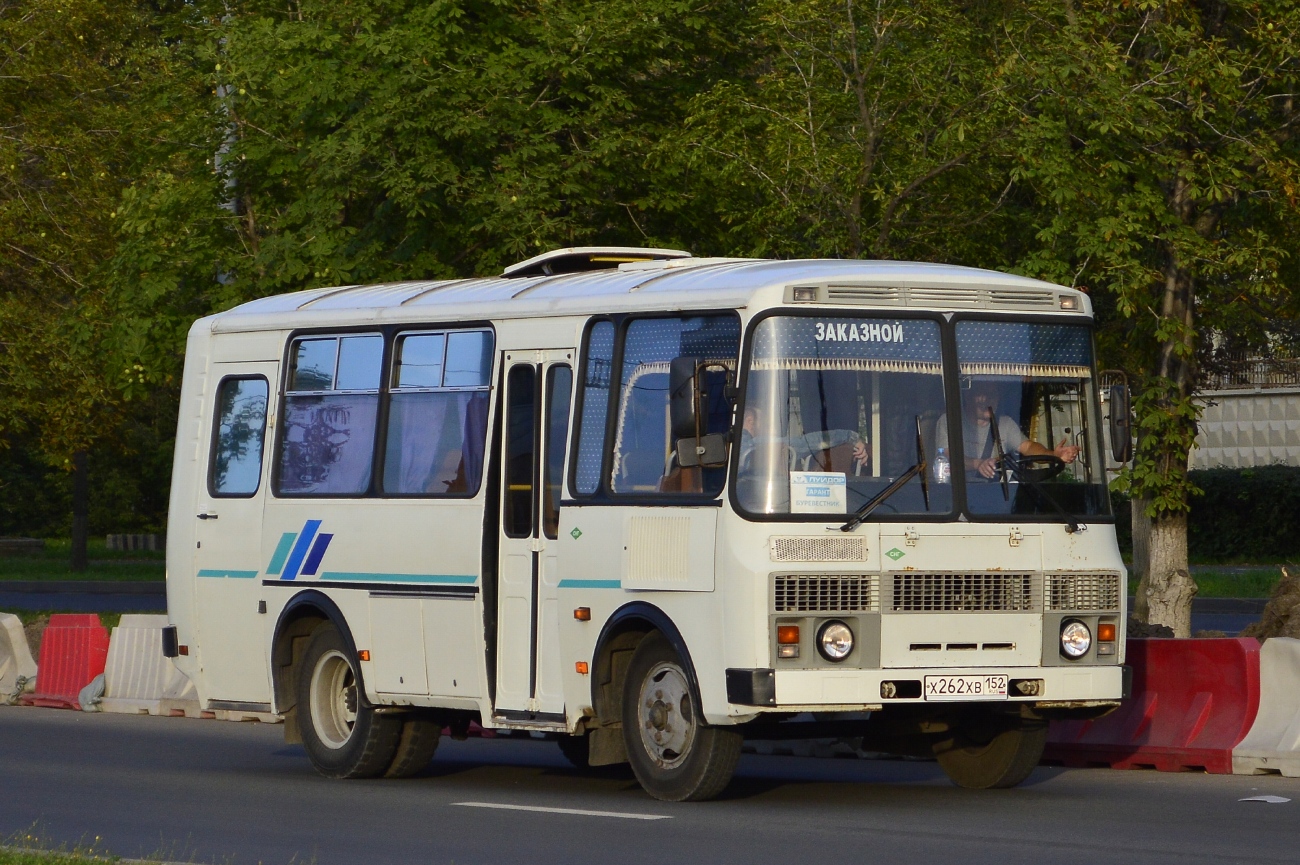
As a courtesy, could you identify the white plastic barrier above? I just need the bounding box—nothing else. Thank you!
[100,614,197,716]
[1233,637,1300,777]
[1,612,37,701]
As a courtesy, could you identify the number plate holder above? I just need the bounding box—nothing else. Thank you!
[923,674,1009,702]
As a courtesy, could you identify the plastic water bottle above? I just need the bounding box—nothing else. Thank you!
[933,447,951,484]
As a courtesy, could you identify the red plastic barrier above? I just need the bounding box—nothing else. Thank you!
[1045,638,1261,774]
[20,614,110,710]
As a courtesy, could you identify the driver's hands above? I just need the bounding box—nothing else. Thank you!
[1054,437,1080,463]
[851,440,868,468]
[974,457,999,478]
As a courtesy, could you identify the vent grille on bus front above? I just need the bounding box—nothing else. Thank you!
[774,574,880,612]
[769,535,868,562]
[890,572,1038,612]
[812,285,1059,310]
[1046,572,1122,611]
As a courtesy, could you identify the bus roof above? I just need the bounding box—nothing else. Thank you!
[205,257,1092,334]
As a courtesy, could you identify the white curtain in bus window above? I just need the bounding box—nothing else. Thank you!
[610,315,740,496]
[737,316,948,516]
[278,334,382,495]
[211,377,268,495]
[383,330,493,495]
[573,321,615,495]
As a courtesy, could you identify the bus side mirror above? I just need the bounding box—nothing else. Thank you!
[669,355,702,439]
[678,434,729,468]
[1108,384,1132,463]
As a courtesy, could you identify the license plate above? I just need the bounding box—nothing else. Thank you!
[923,675,1009,702]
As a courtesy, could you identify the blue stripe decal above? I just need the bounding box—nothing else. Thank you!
[198,569,259,579]
[266,532,297,575]
[557,579,622,589]
[300,533,333,576]
[319,572,477,584]
[280,520,322,581]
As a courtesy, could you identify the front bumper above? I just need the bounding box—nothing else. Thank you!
[729,664,1124,711]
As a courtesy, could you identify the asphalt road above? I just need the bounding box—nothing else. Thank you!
[2,706,1297,864]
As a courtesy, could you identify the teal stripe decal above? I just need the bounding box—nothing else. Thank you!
[266,532,297,575]
[198,569,259,579]
[557,579,622,589]
[319,572,477,584]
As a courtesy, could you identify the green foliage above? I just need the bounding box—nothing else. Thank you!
[1187,465,1300,561]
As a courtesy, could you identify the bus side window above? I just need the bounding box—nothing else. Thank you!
[572,320,615,495]
[609,315,739,496]
[277,334,383,495]
[542,365,572,539]
[383,329,493,496]
[210,377,269,496]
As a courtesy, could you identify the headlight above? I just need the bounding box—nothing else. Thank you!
[817,620,854,662]
[1060,620,1092,658]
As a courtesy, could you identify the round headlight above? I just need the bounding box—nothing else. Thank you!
[1060,620,1092,658]
[817,620,854,662]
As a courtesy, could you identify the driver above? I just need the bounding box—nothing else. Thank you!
[936,380,1079,478]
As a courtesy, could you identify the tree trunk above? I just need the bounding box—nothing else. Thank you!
[70,449,89,572]
[1143,512,1197,637]
[1131,495,1152,621]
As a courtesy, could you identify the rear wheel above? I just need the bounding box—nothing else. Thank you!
[385,716,442,778]
[296,622,401,779]
[621,632,741,802]
[933,716,1047,789]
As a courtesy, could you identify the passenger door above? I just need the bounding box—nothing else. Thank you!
[495,350,573,717]
[194,364,276,703]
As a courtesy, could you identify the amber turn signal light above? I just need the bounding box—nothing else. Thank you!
[1097,623,1117,642]
[574,607,591,621]
[575,661,589,675]
[357,649,371,661]
[777,625,800,645]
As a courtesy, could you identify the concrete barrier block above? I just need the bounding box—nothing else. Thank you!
[213,709,282,724]
[99,614,193,716]
[1,612,38,700]
[1233,637,1300,777]
[157,673,202,718]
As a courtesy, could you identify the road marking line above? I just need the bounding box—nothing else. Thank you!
[452,801,671,820]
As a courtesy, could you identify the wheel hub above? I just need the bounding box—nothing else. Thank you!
[637,663,695,769]
[309,649,358,750]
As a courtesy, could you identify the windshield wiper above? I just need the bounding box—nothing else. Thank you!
[840,416,929,532]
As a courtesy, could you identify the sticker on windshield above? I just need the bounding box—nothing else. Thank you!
[815,321,904,343]
[790,472,847,513]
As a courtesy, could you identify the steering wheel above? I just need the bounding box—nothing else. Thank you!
[1001,453,1066,483]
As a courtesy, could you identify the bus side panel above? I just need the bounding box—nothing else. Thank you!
[165,320,215,691]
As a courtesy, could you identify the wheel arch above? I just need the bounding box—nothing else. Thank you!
[271,590,367,714]
[590,601,702,727]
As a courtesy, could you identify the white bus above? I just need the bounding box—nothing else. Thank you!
[164,248,1131,801]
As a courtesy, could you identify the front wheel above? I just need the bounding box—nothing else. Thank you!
[933,717,1047,789]
[296,622,401,779]
[621,632,741,802]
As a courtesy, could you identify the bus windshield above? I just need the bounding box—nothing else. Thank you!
[736,315,952,517]
[952,320,1109,519]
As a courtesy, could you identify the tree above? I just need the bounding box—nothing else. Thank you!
[0,0,172,562]
[1005,0,1300,634]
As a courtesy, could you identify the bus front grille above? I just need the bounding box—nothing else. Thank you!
[890,572,1037,612]
[773,574,879,612]
[769,535,868,562]
[1046,572,1122,611]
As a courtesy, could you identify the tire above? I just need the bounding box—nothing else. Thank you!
[621,632,741,802]
[296,622,401,779]
[933,718,1047,789]
[557,733,590,769]
[385,716,442,778]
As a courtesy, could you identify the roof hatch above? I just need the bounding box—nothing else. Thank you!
[502,246,690,278]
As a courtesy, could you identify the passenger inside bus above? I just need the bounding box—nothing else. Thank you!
[737,404,869,475]
[936,379,1080,478]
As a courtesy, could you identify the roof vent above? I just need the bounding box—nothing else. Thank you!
[502,246,690,278]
